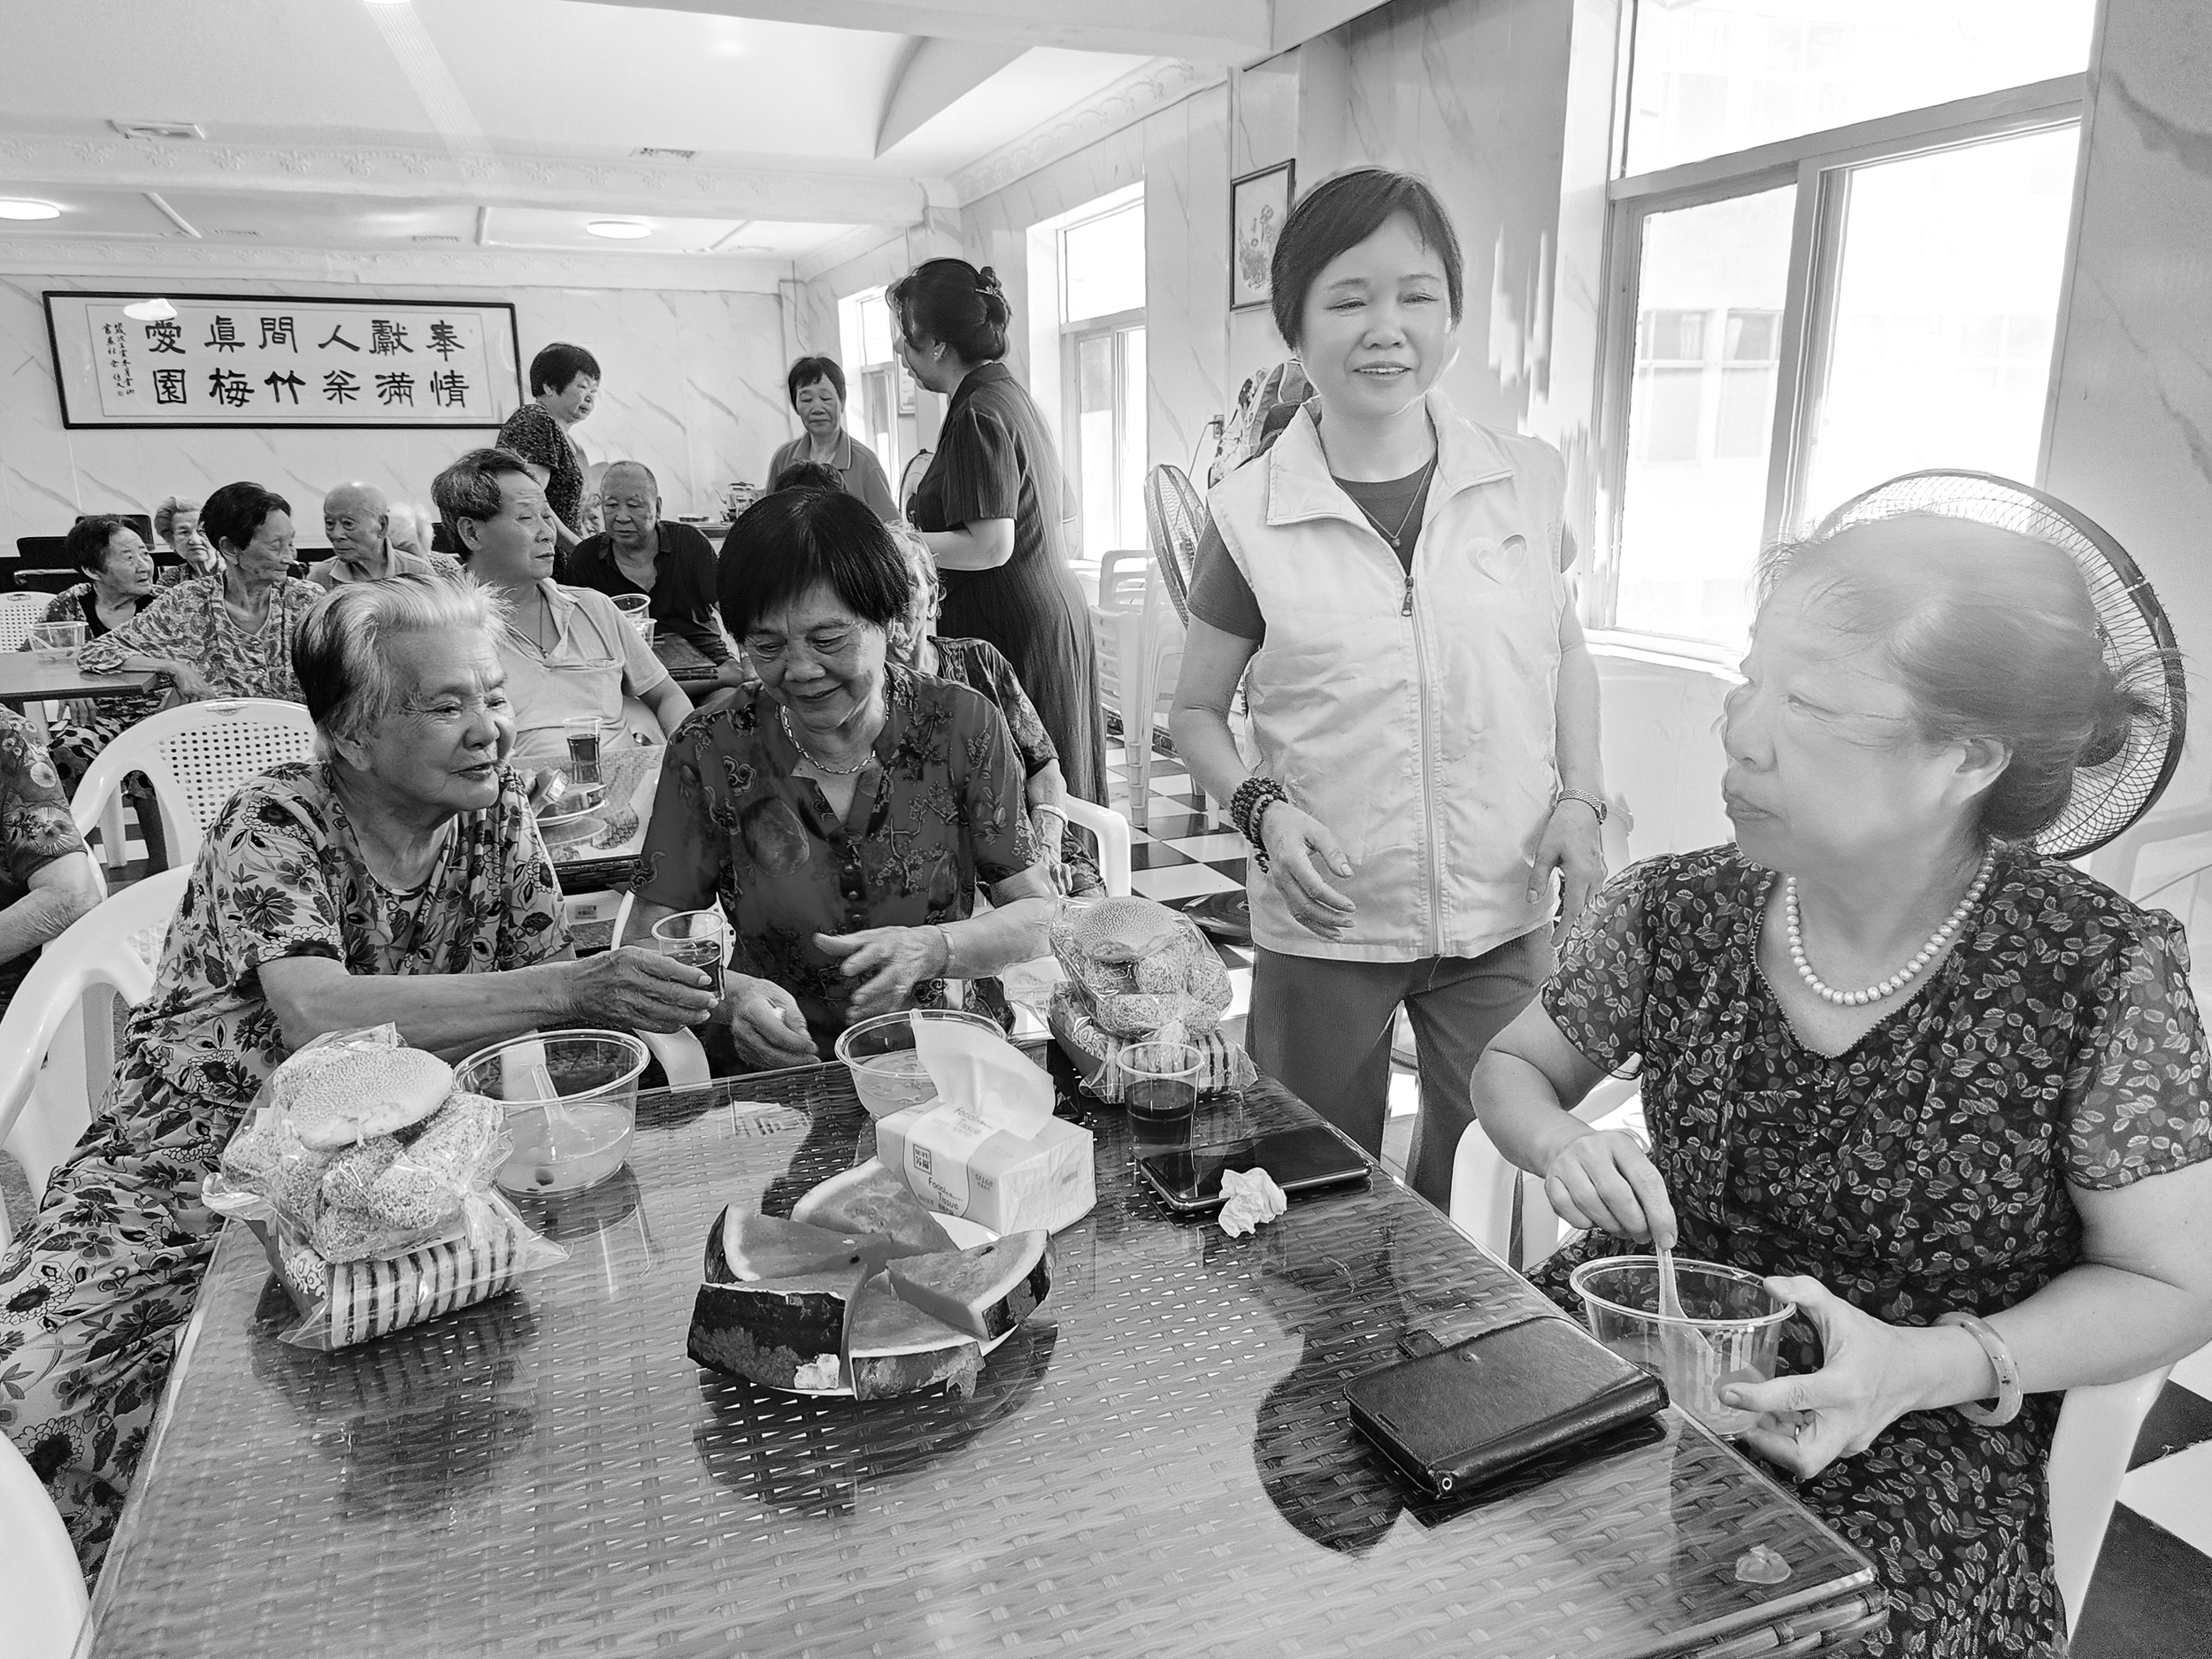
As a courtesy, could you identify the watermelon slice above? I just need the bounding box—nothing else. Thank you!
[884,1230,1052,1342]
[792,1161,956,1255]
[844,1277,983,1400]
[703,1208,922,1284]
[688,1269,860,1390]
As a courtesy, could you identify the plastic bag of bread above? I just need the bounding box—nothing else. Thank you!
[1046,981,1255,1104]
[1047,895,1239,1055]
[207,1025,566,1350]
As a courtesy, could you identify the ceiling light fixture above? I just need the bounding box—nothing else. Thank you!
[586,219,652,240]
[123,297,178,322]
[0,199,61,221]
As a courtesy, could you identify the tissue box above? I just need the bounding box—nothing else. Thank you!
[876,1102,1095,1234]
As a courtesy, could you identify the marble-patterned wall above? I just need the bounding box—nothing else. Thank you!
[0,275,792,540]
[1336,0,1578,434]
[2042,0,2212,796]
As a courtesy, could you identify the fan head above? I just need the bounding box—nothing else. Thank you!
[1144,464,1209,626]
[1814,470,2185,859]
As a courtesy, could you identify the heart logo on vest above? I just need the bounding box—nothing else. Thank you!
[1473,532,1530,580]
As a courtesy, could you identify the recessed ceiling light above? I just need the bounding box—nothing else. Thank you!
[0,199,60,221]
[586,219,652,240]
[123,297,177,322]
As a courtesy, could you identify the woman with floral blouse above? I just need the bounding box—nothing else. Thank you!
[77,480,322,705]
[1472,511,2212,1658]
[626,486,1051,1068]
[1,576,718,1579]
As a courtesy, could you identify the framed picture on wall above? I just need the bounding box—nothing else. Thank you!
[1230,161,1295,312]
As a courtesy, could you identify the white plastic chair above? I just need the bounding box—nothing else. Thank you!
[0,592,50,653]
[1089,557,1184,828]
[1448,1070,1643,1270]
[0,1433,86,1659]
[71,697,316,874]
[1064,797,1133,898]
[0,868,185,1249]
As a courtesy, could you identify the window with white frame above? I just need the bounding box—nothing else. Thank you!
[835,286,904,489]
[1056,188,1147,559]
[1598,0,2095,653]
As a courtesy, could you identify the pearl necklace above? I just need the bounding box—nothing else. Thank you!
[1785,847,1995,1008]
[780,705,872,775]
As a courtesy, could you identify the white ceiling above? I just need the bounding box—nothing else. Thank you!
[0,0,1178,275]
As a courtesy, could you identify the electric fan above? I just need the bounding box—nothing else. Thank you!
[1143,463,1206,627]
[1815,471,2185,859]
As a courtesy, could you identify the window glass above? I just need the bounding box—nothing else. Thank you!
[1624,0,2093,174]
[1617,186,1795,648]
[1796,125,2078,526]
[1063,202,1146,324]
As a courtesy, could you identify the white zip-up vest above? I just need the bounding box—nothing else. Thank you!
[1210,393,1568,963]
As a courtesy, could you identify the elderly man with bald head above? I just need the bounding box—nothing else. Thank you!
[311,481,460,589]
[565,458,732,672]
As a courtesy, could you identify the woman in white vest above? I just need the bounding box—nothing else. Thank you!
[1171,169,1607,1209]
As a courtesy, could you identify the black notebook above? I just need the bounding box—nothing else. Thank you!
[1345,1315,1669,1497]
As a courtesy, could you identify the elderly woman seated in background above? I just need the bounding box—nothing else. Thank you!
[79,480,322,705]
[626,487,1051,1068]
[32,516,166,787]
[151,495,218,588]
[767,356,899,521]
[1472,511,2212,1659]
[885,521,1096,895]
[433,447,691,772]
[0,706,100,1015]
[0,575,720,1578]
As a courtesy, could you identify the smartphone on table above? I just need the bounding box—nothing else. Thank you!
[1136,1124,1372,1214]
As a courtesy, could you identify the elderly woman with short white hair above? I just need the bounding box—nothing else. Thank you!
[0,574,719,1579]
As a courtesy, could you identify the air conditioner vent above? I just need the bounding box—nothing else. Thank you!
[631,146,696,161]
[111,120,204,142]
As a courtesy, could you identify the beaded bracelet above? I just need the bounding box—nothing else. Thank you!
[1230,775,1292,872]
[1936,1310,2023,1426]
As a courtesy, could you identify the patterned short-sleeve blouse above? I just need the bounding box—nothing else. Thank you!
[633,664,1040,1046]
[76,573,322,704]
[1531,843,2212,1659]
[0,760,568,1575]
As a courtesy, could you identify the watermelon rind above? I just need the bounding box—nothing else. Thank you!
[884,1231,1052,1342]
[792,1160,956,1254]
[844,1278,983,1400]
[687,1271,856,1389]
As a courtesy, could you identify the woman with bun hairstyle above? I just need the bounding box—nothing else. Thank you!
[1473,514,2212,1657]
[1172,169,1607,1208]
[0,576,720,1578]
[892,257,1106,811]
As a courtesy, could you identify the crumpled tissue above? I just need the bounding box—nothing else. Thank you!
[1217,1166,1288,1238]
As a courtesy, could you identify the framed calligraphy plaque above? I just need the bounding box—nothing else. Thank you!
[42,293,522,429]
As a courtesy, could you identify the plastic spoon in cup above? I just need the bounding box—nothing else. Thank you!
[1655,1242,1717,1397]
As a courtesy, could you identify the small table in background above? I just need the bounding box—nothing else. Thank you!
[0,656,158,741]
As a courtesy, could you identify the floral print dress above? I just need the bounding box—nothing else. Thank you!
[0,708,91,1011]
[76,572,323,704]
[1531,844,2212,1659]
[29,584,166,787]
[0,761,568,1578]
[632,664,1040,1050]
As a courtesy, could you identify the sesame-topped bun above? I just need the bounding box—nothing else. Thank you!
[289,1047,455,1151]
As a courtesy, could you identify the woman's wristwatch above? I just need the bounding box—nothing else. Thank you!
[1555,787,1608,825]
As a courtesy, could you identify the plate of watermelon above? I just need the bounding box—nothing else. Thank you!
[687,1160,1053,1401]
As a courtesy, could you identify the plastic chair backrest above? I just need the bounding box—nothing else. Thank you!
[70,698,316,874]
[0,593,50,651]
[0,1433,87,1659]
[1448,1070,1642,1269]
[2052,1364,2173,1635]
[1063,798,1133,898]
[1095,549,1151,612]
[0,867,184,1249]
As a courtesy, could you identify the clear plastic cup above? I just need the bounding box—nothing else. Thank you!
[651,909,728,974]
[454,1029,649,1195]
[31,620,85,662]
[1120,1041,1202,1125]
[834,1008,1002,1118]
[1568,1255,1793,1438]
[562,713,617,786]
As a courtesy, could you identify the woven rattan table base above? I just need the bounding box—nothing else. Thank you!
[86,1048,1881,1658]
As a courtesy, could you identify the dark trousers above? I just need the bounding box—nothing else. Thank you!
[1248,929,1553,1209]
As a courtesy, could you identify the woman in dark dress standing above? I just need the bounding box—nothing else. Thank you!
[891,258,1107,806]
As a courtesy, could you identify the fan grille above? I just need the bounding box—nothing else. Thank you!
[1816,470,2185,859]
[1144,465,1208,626]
